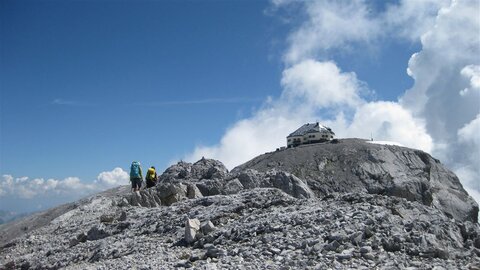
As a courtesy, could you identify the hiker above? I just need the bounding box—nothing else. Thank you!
[130,161,143,192]
[145,166,158,188]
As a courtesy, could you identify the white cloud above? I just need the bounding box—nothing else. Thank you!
[402,0,480,116]
[187,104,305,169]
[279,0,450,64]
[456,164,480,205]
[340,101,432,152]
[458,114,480,146]
[382,0,450,41]
[186,0,479,209]
[185,1,439,169]
[0,175,96,199]
[186,58,373,169]
[0,167,128,201]
[186,58,368,169]
[186,59,432,169]
[281,60,364,108]
[270,0,295,7]
[399,0,480,203]
[464,187,480,207]
[281,0,479,205]
[460,65,480,96]
[455,114,480,196]
[96,167,129,187]
[283,0,381,64]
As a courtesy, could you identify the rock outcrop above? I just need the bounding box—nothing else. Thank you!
[185,218,201,244]
[1,139,479,269]
[1,189,479,269]
[234,139,478,223]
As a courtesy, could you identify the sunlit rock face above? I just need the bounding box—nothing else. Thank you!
[1,139,479,269]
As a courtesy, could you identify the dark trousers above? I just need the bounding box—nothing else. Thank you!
[131,178,142,189]
[146,179,156,188]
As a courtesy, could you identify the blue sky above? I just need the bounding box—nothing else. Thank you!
[1,0,479,213]
[1,1,283,179]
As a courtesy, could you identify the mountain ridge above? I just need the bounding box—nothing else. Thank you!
[0,211,30,226]
[233,138,478,223]
[1,139,479,269]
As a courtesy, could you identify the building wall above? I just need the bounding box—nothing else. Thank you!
[287,136,303,147]
[287,131,333,147]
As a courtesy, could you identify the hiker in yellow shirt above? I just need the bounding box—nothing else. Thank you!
[145,166,158,188]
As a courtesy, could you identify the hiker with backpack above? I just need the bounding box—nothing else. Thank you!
[130,161,143,192]
[145,166,158,188]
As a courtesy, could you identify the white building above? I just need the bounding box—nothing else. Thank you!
[287,122,335,148]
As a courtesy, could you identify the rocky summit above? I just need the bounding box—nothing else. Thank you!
[1,139,479,269]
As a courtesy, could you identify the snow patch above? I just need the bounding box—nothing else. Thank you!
[367,140,404,147]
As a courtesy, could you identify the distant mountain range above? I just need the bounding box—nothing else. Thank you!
[0,210,29,225]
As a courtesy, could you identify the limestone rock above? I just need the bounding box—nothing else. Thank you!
[77,232,87,243]
[196,180,223,196]
[237,169,262,189]
[1,139,479,269]
[233,139,478,222]
[100,213,115,223]
[201,220,215,235]
[271,171,314,199]
[223,178,244,195]
[205,245,227,258]
[117,211,127,222]
[185,218,201,244]
[128,189,162,207]
[159,161,192,182]
[87,224,110,241]
[359,246,372,254]
[0,189,479,269]
[191,158,228,180]
[187,184,203,199]
[158,183,187,206]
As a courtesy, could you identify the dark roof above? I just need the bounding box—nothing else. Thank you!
[287,123,334,138]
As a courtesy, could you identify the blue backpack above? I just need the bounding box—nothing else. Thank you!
[130,162,141,178]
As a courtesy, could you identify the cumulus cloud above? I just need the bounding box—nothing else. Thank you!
[276,0,451,64]
[185,0,479,208]
[282,0,381,64]
[402,1,480,117]
[186,58,373,169]
[399,0,480,202]
[281,60,364,108]
[455,114,480,199]
[336,101,432,152]
[458,114,480,146]
[382,0,450,41]
[96,167,130,187]
[0,168,129,201]
[187,100,306,169]
[460,65,480,96]
[186,58,432,168]
[187,59,368,168]
[0,175,96,199]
